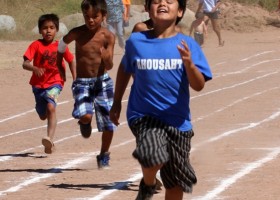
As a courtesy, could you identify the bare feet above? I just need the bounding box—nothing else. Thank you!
[219,40,225,47]
[42,136,55,154]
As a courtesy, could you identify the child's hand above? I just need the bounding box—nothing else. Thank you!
[100,46,108,59]
[177,40,192,68]
[33,67,45,77]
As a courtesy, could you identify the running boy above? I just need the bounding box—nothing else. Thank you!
[189,12,208,46]
[132,0,182,33]
[23,14,76,154]
[110,0,212,199]
[57,0,116,169]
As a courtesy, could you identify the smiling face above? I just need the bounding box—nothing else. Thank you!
[148,0,183,26]
[39,20,57,43]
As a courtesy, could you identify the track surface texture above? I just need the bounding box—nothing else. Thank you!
[0,27,280,199]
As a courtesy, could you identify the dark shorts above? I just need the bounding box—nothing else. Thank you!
[72,73,116,132]
[32,84,62,117]
[204,10,219,19]
[129,116,197,193]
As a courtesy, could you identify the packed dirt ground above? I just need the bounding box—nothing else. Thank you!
[0,1,280,200]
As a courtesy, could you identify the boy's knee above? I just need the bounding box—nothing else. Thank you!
[80,114,92,124]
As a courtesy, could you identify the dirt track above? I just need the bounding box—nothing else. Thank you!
[0,27,280,200]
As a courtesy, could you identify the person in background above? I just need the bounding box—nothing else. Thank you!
[23,13,76,154]
[196,0,224,46]
[57,0,116,169]
[122,0,131,27]
[189,11,208,46]
[105,0,126,51]
[110,0,212,199]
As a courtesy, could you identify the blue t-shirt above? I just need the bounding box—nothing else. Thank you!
[121,31,212,131]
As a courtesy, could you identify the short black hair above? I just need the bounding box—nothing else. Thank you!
[81,0,107,16]
[145,0,186,24]
[38,14,59,31]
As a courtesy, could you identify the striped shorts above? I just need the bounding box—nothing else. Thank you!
[130,116,197,193]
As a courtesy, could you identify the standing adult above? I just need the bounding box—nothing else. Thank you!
[105,0,126,51]
[196,0,224,46]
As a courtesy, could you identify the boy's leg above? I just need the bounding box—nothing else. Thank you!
[72,79,94,138]
[78,114,93,138]
[35,85,60,154]
[96,130,113,169]
[43,96,58,154]
[46,102,57,140]
[94,75,115,168]
[100,130,113,154]
[165,186,184,200]
[141,165,161,186]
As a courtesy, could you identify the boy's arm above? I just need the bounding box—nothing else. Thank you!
[22,58,45,77]
[68,60,76,81]
[177,40,205,91]
[109,63,131,126]
[57,51,66,81]
[101,32,115,70]
[57,29,76,81]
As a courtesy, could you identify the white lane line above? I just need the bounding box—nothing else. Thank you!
[0,128,134,197]
[81,173,143,200]
[193,109,280,150]
[0,153,95,197]
[0,122,127,163]
[0,100,72,123]
[1,57,278,125]
[0,57,278,198]
[0,118,74,139]
[193,87,279,123]
[240,51,275,61]
[0,87,132,124]
[213,50,276,67]
[2,72,278,140]
[71,109,280,200]
[214,59,280,78]
[1,103,279,197]
[192,71,278,100]
[191,148,280,200]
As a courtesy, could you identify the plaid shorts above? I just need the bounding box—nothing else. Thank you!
[32,84,62,117]
[72,73,116,132]
[130,116,197,193]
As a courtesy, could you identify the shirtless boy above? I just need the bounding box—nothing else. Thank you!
[57,0,116,168]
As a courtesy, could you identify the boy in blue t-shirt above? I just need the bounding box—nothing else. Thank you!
[110,0,212,199]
